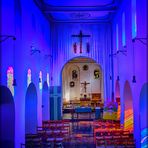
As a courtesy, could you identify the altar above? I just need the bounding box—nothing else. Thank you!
[74,107,92,119]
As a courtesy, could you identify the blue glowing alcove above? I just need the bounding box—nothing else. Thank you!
[0,85,15,148]
[140,83,148,147]
[42,81,50,120]
[25,83,38,134]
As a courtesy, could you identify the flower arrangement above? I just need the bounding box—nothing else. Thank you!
[104,101,118,112]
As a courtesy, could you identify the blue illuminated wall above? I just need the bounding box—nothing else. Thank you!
[1,0,51,147]
[112,0,147,147]
[50,23,112,100]
[0,0,147,147]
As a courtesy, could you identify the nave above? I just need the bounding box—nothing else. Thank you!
[0,0,148,147]
[23,118,135,148]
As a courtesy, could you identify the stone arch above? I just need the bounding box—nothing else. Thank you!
[42,81,49,120]
[139,83,148,147]
[25,82,38,134]
[0,85,15,148]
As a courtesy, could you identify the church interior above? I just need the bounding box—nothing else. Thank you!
[0,0,148,147]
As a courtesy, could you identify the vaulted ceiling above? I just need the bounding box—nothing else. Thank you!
[35,0,121,23]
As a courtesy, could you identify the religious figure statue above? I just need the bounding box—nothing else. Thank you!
[94,69,100,79]
[72,70,78,80]
[81,81,90,93]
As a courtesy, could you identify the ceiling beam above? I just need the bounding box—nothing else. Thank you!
[43,5,117,13]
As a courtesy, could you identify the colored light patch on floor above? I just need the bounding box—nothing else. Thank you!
[124,109,133,132]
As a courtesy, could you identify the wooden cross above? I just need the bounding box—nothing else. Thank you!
[81,81,90,93]
[72,30,90,53]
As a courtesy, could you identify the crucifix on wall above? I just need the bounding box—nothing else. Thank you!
[72,30,90,53]
[81,81,90,93]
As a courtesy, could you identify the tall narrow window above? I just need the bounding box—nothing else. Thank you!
[122,12,126,46]
[27,69,31,87]
[7,67,14,96]
[47,73,49,87]
[39,71,42,90]
[132,0,137,39]
[116,24,119,51]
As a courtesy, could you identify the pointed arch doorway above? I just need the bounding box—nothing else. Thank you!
[62,57,104,119]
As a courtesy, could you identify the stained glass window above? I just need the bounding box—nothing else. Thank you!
[27,69,31,87]
[47,73,49,87]
[39,71,42,90]
[116,24,119,51]
[122,12,126,46]
[132,0,137,39]
[7,66,14,96]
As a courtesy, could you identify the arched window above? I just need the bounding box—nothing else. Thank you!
[39,71,42,90]
[132,0,137,39]
[122,12,126,46]
[7,66,14,96]
[27,69,31,87]
[47,73,49,87]
[116,24,119,51]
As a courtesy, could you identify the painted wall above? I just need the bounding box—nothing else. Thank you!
[112,0,148,147]
[0,0,51,147]
[62,61,103,102]
[50,23,112,101]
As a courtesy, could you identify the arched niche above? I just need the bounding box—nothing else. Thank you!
[0,85,15,148]
[42,81,49,121]
[139,83,148,147]
[25,83,38,134]
[115,80,121,120]
[123,81,134,132]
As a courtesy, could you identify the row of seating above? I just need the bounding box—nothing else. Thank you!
[95,130,135,147]
[93,120,135,147]
[93,119,121,129]
[23,120,71,148]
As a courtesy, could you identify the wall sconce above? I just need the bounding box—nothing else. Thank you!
[30,45,41,55]
[132,75,136,83]
[0,35,16,43]
[12,78,17,86]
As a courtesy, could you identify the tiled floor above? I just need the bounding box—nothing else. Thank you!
[62,112,95,147]
[63,121,95,148]
[62,113,135,148]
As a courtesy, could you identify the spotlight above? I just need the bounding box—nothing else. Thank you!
[117,76,120,81]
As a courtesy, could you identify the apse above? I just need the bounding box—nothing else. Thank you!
[25,83,38,134]
[0,86,15,148]
[62,57,104,119]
